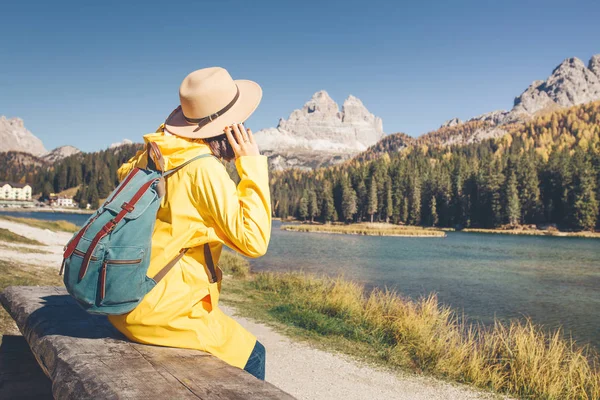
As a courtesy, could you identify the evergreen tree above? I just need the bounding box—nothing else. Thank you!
[298,189,309,221]
[341,182,358,223]
[400,197,409,224]
[408,175,421,225]
[429,195,438,226]
[75,185,88,208]
[367,177,378,223]
[450,158,467,227]
[517,155,541,224]
[97,165,113,199]
[505,169,521,226]
[354,178,367,222]
[480,161,504,228]
[40,182,53,202]
[384,177,393,223]
[321,180,335,223]
[568,151,598,230]
[307,189,318,223]
[88,185,99,209]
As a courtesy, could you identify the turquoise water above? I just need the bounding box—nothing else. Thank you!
[4,211,599,349]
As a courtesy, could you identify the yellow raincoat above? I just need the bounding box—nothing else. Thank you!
[107,126,271,369]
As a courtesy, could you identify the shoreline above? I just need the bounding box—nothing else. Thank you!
[280,223,446,237]
[279,221,600,239]
[460,227,600,239]
[0,207,94,215]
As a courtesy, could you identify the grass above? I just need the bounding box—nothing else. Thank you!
[0,228,44,246]
[218,257,600,400]
[0,243,51,254]
[0,215,79,233]
[281,222,446,237]
[218,250,251,278]
[0,260,63,337]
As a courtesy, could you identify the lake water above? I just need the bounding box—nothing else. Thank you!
[3,211,599,349]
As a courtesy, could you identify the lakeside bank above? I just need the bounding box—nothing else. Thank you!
[0,207,94,215]
[0,217,507,400]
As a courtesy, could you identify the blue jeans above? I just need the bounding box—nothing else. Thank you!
[243,340,265,380]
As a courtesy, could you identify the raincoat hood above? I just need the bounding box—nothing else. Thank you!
[142,126,213,171]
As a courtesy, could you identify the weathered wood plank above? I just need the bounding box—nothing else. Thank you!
[0,334,53,399]
[0,286,295,400]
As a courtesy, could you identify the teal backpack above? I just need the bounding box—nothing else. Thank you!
[60,142,216,315]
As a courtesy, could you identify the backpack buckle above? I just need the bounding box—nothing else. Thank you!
[103,221,116,234]
[121,202,135,213]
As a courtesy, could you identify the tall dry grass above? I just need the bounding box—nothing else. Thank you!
[251,271,600,399]
[281,223,446,237]
[218,250,250,278]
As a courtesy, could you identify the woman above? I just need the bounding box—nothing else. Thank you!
[107,67,271,380]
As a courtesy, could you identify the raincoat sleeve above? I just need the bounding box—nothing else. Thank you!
[117,149,147,182]
[192,155,272,258]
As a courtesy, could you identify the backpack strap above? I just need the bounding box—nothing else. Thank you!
[152,243,217,284]
[146,140,215,176]
[153,248,188,283]
[163,153,215,177]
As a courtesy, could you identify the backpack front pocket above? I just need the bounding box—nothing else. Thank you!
[64,248,103,307]
[99,247,149,306]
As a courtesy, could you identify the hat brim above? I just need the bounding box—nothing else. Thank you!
[164,79,262,139]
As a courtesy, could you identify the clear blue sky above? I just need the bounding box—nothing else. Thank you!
[1,0,599,152]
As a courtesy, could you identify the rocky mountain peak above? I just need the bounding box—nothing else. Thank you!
[440,118,463,128]
[109,139,134,149]
[0,116,47,156]
[512,54,600,116]
[589,55,600,77]
[305,90,339,114]
[42,145,81,163]
[255,91,385,170]
[341,95,370,119]
[415,54,600,149]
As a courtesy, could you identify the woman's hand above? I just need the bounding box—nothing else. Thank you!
[224,123,260,159]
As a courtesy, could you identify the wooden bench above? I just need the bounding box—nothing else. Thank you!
[1,286,295,399]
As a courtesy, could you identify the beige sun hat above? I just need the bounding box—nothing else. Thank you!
[164,67,262,139]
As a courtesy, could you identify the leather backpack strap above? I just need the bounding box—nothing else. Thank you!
[153,248,189,283]
[204,243,218,284]
[152,243,218,284]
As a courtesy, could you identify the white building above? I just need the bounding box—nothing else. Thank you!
[49,194,76,208]
[0,182,32,201]
[55,197,75,207]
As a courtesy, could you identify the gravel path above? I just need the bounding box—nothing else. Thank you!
[0,219,72,267]
[1,219,511,400]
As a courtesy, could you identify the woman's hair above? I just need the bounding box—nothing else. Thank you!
[199,133,235,162]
